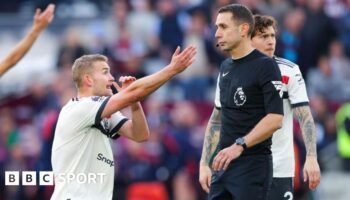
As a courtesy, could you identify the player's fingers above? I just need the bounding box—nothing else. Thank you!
[172,46,180,57]
[130,76,136,81]
[126,76,136,81]
[34,8,41,18]
[199,178,210,193]
[309,171,320,190]
[185,48,196,62]
[207,173,212,189]
[180,46,194,60]
[44,4,55,22]
[303,169,308,182]
[112,82,121,91]
[212,157,218,171]
[212,154,222,171]
[185,46,196,58]
[217,157,226,171]
[223,158,231,171]
[119,76,126,83]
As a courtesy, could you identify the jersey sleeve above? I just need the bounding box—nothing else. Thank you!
[287,66,309,107]
[258,59,283,115]
[214,74,221,109]
[108,112,128,139]
[74,96,111,128]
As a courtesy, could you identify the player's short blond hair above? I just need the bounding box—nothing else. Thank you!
[72,54,108,88]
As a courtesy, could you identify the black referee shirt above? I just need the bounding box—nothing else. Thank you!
[217,49,283,156]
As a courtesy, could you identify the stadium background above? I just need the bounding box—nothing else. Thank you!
[0,0,350,199]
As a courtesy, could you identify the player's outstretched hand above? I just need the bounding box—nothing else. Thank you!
[33,4,55,32]
[303,155,321,190]
[199,165,212,193]
[168,46,196,74]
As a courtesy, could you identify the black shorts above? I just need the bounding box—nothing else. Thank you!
[208,155,272,200]
[269,177,294,200]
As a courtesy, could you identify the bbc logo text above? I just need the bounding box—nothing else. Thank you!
[5,171,106,186]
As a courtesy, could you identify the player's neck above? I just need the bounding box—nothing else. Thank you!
[77,87,93,98]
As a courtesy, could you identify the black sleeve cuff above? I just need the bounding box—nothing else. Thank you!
[110,118,129,140]
[291,102,309,108]
[94,96,111,126]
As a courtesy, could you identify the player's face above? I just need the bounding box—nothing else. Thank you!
[215,12,242,53]
[251,26,276,57]
[91,61,115,96]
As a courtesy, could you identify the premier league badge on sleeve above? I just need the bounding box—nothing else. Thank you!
[234,87,246,106]
[271,81,283,98]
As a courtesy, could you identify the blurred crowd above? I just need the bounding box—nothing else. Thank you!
[0,0,350,200]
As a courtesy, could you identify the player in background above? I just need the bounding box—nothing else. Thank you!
[250,15,321,200]
[0,4,55,76]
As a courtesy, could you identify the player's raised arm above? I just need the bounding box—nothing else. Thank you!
[0,4,55,76]
[101,46,196,118]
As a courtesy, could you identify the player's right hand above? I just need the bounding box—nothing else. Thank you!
[113,76,136,92]
[199,165,212,193]
[169,46,196,73]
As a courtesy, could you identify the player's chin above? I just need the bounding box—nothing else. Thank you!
[104,89,113,96]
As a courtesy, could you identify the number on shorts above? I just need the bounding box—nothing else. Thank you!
[284,191,293,200]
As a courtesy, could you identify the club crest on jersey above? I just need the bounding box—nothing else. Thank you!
[234,87,246,106]
[271,81,283,98]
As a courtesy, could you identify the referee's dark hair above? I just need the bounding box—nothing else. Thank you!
[218,4,255,36]
[251,15,278,38]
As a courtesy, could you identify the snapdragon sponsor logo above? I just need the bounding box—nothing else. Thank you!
[97,153,114,167]
[5,171,106,186]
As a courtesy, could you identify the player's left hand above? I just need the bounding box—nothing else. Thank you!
[33,4,55,32]
[212,144,243,171]
[303,155,321,190]
[113,76,136,92]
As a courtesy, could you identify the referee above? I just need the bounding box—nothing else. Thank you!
[199,4,283,200]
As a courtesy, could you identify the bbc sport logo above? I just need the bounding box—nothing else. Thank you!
[5,171,106,186]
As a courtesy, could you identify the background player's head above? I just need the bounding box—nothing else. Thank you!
[215,4,254,53]
[251,15,277,57]
[72,54,115,96]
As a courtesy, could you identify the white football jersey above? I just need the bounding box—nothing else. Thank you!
[51,96,128,200]
[272,57,309,177]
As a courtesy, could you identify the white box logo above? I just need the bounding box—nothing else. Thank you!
[5,171,19,185]
[22,171,36,185]
[39,171,54,185]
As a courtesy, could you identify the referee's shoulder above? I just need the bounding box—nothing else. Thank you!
[274,56,298,69]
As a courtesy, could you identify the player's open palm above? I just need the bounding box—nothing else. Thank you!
[303,156,321,190]
[169,46,196,73]
[199,165,212,193]
[33,4,55,31]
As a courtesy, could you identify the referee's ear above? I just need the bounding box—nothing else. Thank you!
[240,23,250,37]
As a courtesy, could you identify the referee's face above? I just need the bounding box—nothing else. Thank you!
[215,12,241,53]
[251,26,276,58]
[91,61,115,96]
